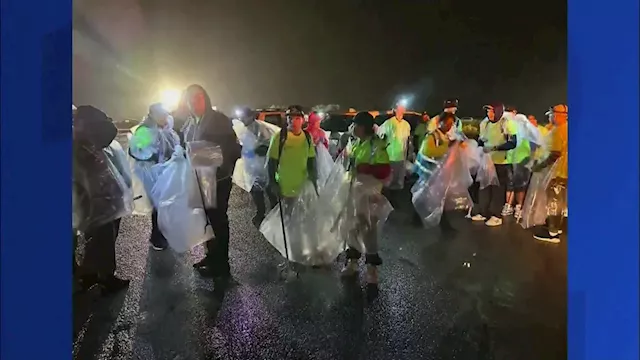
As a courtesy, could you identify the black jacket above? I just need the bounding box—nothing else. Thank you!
[182,84,242,180]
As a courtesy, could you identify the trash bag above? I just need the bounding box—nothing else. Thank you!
[461,139,481,176]
[520,160,559,229]
[315,144,334,187]
[105,140,132,189]
[411,144,472,228]
[320,154,393,255]
[259,181,344,266]
[511,113,543,146]
[129,157,154,215]
[151,156,214,253]
[186,141,224,209]
[73,145,133,232]
[476,147,500,190]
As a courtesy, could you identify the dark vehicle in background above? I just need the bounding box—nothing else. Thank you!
[256,108,287,128]
[320,110,358,157]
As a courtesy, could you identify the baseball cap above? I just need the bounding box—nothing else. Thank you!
[352,111,375,128]
[545,104,568,116]
[443,98,459,109]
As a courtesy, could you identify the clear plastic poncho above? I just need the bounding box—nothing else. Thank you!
[520,160,560,229]
[150,154,214,252]
[127,119,180,212]
[186,141,224,209]
[73,144,133,232]
[328,172,394,255]
[315,144,334,187]
[475,146,500,190]
[510,113,543,147]
[259,181,344,266]
[461,139,482,176]
[411,144,473,228]
[231,120,277,192]
[259,152,393,265]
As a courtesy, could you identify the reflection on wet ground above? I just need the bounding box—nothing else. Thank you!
[74,183,566,360]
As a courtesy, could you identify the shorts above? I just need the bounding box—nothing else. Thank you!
[511,161,531,191]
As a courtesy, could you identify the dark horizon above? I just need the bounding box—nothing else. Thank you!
[73,0,567,121]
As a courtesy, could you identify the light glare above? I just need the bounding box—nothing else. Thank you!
[160,89,181,111]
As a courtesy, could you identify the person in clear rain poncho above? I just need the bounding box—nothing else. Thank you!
[236,106,279,226]
[528,104,568,243]
[183,84,242,279]
[427,98,465,140]
[411,112,460,231]
[306,111,333,187]
[341,111,392,285]
[500,106,537,219]
[73,105,131,295]
[128,103,181,250]
[377,102,411,200]
[470,104,518,227]
[267,105,318,210]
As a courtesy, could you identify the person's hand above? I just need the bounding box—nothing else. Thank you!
[171,145,185,159]
[270,180,280,195]
[482,145,494,153]
[532,162,546,172]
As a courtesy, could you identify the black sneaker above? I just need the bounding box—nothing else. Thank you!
[150,238,168,251]
[99,276,130,296]
[77,273,100,292]
[193,258,211,269]
[533,228,561,243]
[196,265,231,279]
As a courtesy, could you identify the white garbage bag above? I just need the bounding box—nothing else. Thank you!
[151,156,214,253]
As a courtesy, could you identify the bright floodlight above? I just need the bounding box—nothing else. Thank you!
[235,109,243,118]
[398,98,409,107]
[318,112,325,118]
[160,89,181,111]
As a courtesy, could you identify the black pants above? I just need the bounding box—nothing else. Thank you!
[150,210,168,248]
[477,164,512,219]
[202,177,234,274]
[81,219,121,277]
[250,184,277,218]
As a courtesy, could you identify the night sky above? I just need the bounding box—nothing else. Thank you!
[73,0,567,121]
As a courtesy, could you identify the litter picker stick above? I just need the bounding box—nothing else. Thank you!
[277,193,291,263]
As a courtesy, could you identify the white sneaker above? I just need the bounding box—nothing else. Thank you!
[501,204,513,216]
[471,214,487,222]
[514,204,523,219]
[366,265,379,285]
[341,260,359,277]
[485,216,503,227]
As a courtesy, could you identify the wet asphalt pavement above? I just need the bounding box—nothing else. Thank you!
[74,135,566,360]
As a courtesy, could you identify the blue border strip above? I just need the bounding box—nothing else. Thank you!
[568,0,639,359]
[1,0,72,359]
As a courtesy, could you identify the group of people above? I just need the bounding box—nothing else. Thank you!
[72,85,568,296]
[383,99,568,243]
